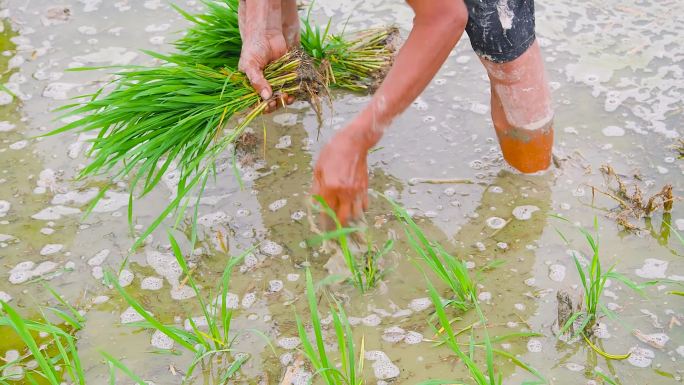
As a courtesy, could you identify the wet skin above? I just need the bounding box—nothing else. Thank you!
[239,0,554,225]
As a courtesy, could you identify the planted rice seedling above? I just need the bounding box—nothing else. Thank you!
[47,0,398,250]
[104,232,256,383]
[384,195,476,311]
[308,195,392,292]
[0,293,85,385]
[295,269,365,385]
[421,279,545,385]
[553,216,656,359]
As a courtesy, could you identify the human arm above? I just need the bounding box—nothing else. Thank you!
[313,0,468,224]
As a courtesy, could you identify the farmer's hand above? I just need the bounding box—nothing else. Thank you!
[238,0,299,112]
[313,125,372,226]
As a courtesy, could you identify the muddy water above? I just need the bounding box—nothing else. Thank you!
[0,0,682,384]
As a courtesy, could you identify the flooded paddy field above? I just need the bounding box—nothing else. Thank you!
[0,0,682,384]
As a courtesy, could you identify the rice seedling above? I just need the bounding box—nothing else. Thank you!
[554,217,649,336]
[46,0,398,250]
[307,195,392,292]
[0,295,85,385]
[384,195,476,311]
[421,279,546,385]
[104,232,257,383]
[295,269,365,385]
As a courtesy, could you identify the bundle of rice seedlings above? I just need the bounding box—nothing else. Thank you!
[47,0,398,248]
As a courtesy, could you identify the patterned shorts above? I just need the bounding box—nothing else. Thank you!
[463,0,536,63]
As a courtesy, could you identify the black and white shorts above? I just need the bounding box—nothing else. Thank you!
[463,0,536,63]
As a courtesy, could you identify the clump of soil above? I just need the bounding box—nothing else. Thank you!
[590,165,675,231]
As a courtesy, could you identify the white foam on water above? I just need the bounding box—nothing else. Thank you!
[92,295,109,305]
[141,276,163,291]
[512,205,540,220]
[42,83,79,100]
[408,298,431,312]
[635,258,668,279]
[485,216,506,230]
[527,339,542,353]
[120,306,146,324]
[268,280,283,292]
[291,211,305,221]
[73,47,138,65]
[0,201,10,217]
[197,211,230,227]
[602,125,625,137]
[404,331,423,345]
[478,292,492,303]
[31,206,81,220]
[362,314,382,327]
[52,189,100,206]
[277,337,301,350]
[1,365,23,381]
[9,140,27,150]
[241,292,256,308]
[91,192,128,213]
[627,346,654,368]
[676,218,684,231]
[676,346,684,358]
[88,249,110,266]
[0,121,15,132]
[366,351,400,380]
[0,91,13,105]
[0,291,12,302]
[39,244,63,256]
[150,330,174,350]
[275,135,292,149]
[118,270,134,287]
[548,264,566,282]
[170,285,196,300]
[273,113,298,126]
[261,240,283,256]
[268,199,287,212]
[381,326,406,343]
[287,273,300,282]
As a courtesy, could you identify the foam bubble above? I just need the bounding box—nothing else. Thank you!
[9,140,27,150]
[602,126,625,137]
[382,327,406,343]
[198,211,230,227]
[1,365,23,381]
[184,316,208,331]
[273,113,297,126]
[118,270,134,287]
[676,346,684,358]
[242,292,256,308]
[362,314,382,327]
[150,329,174,350]
[527,339,542,353]
[549,264,566,282]
[287,273,300,282]
[635,258,668,279]
[268,199,287,212]
[485,216,506,230]
[261,241,283,256]
[120,306,146,324]
[627,346,654,368]
[40,244,63,256]
[275,135,292,149]
[31,206,80,220]
[92,295,109,305]
[88,249,110,266]
[478,292,492,303]
[170,285,196,300]
[0,291,12,302]
[408,298,431,312]
[268,280,284,292]
[277,337,301,350]
[404,331,423,345]
[141,276,163,291]
[0,201,10,217]
[512,205,540,220]
[291,211,306,221]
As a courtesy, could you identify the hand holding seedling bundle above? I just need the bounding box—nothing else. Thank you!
[238,0,299,111]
